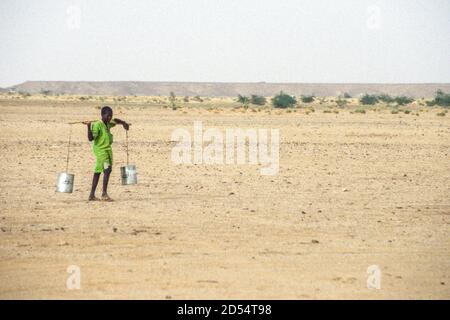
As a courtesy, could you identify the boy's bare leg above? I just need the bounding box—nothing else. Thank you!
[89,173,101,200]
[101,167,113,201]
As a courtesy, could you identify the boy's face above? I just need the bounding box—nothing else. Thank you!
[102,111,113,123]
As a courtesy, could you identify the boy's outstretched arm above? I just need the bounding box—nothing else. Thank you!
[113,118,130,130]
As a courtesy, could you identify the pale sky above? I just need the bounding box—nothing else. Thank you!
[0,0,449,87]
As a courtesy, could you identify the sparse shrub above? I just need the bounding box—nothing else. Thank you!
[395,96,414,106]
[377,94,395,103]
[183,96,189,102]
[343,92,352,99]
[250,94,266,106]
[336,96,347,107]
[437,111,446,116]
[169,91,177,109]
[433,89,450,107]
[272,91,297,108]
[391,109,399,114]
[237,94,250,108]
[403,110,411,114]
[18,91,31,97]
[353,108,366,114]
[193,95,203,102]
[300,95,315,103]
[360,94,378,105]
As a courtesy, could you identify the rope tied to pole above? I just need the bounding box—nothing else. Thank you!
[126,129,129,166]
[65,124,72,172]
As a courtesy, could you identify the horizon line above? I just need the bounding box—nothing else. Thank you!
[4,80,450,88]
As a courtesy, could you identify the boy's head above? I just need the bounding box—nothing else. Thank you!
[101,106,113,123]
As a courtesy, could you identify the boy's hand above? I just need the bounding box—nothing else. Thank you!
[123,122,130,131]
[82,121,91,126]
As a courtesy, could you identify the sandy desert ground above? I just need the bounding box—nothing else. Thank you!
[0,96,449,299]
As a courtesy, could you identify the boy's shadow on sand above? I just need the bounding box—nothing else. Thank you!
[61,191,230,204]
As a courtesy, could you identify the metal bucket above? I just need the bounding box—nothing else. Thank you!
[56,172,74,193]
[120,165,137,185]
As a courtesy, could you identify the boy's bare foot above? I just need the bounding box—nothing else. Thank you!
[101,194,114,202]
[88,195,99,201]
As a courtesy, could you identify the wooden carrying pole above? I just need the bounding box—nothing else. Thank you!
[68,121,93,125]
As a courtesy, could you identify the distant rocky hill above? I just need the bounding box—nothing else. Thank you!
[5,81,450,98]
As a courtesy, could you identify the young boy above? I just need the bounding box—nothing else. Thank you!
[86,106,129,201]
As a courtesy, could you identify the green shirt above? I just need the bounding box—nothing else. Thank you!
[91,120,116,152]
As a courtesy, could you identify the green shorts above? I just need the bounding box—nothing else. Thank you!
[94,149,113,173]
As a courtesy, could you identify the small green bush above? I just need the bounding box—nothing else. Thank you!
[336,96,347,107]
[360,94,378,105]
[237,94,250,108]
[395,96,414,106]
[272,92,297,108]
[301,95,315,103]
[193,95,203,102]
[250,95,266,106]
[423,90,450,107]
[377,94,395,103]
[18,91,31,97]
[169,92,177,108]
[434,90,450,107]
